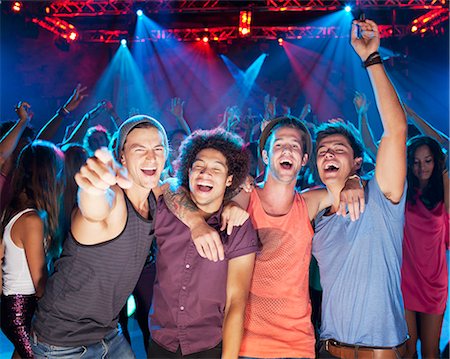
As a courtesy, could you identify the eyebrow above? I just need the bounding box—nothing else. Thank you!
[193,158,227,168]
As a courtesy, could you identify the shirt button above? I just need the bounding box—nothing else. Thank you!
[182,286,186,290]
[185,264,190,269]
[180,306,185,311]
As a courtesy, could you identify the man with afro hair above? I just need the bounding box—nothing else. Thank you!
[148,128,258,359]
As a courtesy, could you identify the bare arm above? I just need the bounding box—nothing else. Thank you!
[404,103,449,149]
[222,253,255,359]
[72,149,131,245]
[163,183,225,261]
[36,84,87,142]
[0,102,30,169]
[170,97,191,135]
[352,20,407,203]
[354,91,378,161]
[20,213,47,297]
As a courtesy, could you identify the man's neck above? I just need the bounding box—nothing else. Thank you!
[326,182,346,214]
[258,174,297,216]
[124,185,152,215]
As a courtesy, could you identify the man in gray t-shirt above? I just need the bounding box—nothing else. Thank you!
[312,18,408,358]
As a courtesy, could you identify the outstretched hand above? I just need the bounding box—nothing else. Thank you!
[64,83,88,112]
[75,148,132,195]
[14,101,32,122]
[351,19,380,61]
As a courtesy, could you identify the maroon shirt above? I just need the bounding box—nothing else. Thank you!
[150,198,258,355]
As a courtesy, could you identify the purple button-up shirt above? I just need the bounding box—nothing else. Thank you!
[150,198,258,355]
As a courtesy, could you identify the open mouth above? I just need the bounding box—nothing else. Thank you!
[196,182,213,192]
[324,163,340,173]
[141,168,157,176]
[280,159,293,170]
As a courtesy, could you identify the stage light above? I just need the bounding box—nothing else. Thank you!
[12,2,22,12]
[278,37,284,46]
[136,9,143,16]
[344,5,352,12]
[411,25,418,32]
[239,10,252,36]
[202,35,209,43]
[121,38,127,47]
[68,31,78,41]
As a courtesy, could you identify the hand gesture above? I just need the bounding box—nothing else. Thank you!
[353,91,369,115]
[191,221,225,262]
[337,176,365,221]
[170,97,185,119]
[75,148,132,196]
[14,101,32,123]
[223,106,240,131]
[220,201,250,235]
[64,83,88,112]
[351,19,380,61]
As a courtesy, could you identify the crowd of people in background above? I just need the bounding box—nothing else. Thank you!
[0,19,448,359]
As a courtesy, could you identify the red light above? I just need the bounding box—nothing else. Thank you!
[12,2,22,12]
[239,10,252,36]
[69,32,78,41]
[202,36,209,43]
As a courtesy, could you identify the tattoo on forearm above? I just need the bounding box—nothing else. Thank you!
[163,186,199,221]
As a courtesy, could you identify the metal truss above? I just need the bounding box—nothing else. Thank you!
[81,24,410,43]
[48,0,448,17]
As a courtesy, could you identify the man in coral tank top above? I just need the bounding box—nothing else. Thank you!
[233,116,364,359]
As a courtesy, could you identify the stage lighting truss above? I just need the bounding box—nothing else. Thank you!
[82,24,409,43]
[47,0,447,17]
[409,8,449,35]
[239,10,252,36]
[31,16,78,42]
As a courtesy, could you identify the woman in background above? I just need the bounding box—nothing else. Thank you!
[401,135,449,359]
[1,140,64,358]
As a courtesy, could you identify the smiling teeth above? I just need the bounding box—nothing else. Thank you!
[325,163,339,169]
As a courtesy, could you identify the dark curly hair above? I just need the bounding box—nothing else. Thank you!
[407,135,446,209]
[175,128,250,200]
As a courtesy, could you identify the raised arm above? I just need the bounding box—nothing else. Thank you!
[169,97,191,135]
[222,253,255,359]
[72,149,131,245]
[404,103,449,150]
[62,101,106,146]
[36,84,87,142]
[352,19,407,203]
[354,91,378,161]
[0,102,31,170]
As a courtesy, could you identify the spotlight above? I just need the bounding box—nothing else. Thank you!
[12,1,22,12]
[136,9,143,16]
[202,35,209,43]
[239,10,252,37]
[411,25,418,32]
[344,5,352,12]
[121,38,127,47]
[68,31,78,41]
[277,37,284,46]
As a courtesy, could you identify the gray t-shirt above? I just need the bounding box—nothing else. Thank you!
[33,192,156,346]
[312,178,408,347]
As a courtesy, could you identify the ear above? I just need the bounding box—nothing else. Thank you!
[353,156,363,171]
[226,175,233,187]
[120,154,126,165]
[301,153,309,167]
[262,149,269,165]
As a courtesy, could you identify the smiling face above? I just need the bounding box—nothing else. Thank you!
[120,127,167,190]
[316,134,362,186]
[263,126,308,185]
[412,144,434,187]
[188,148,233,214]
